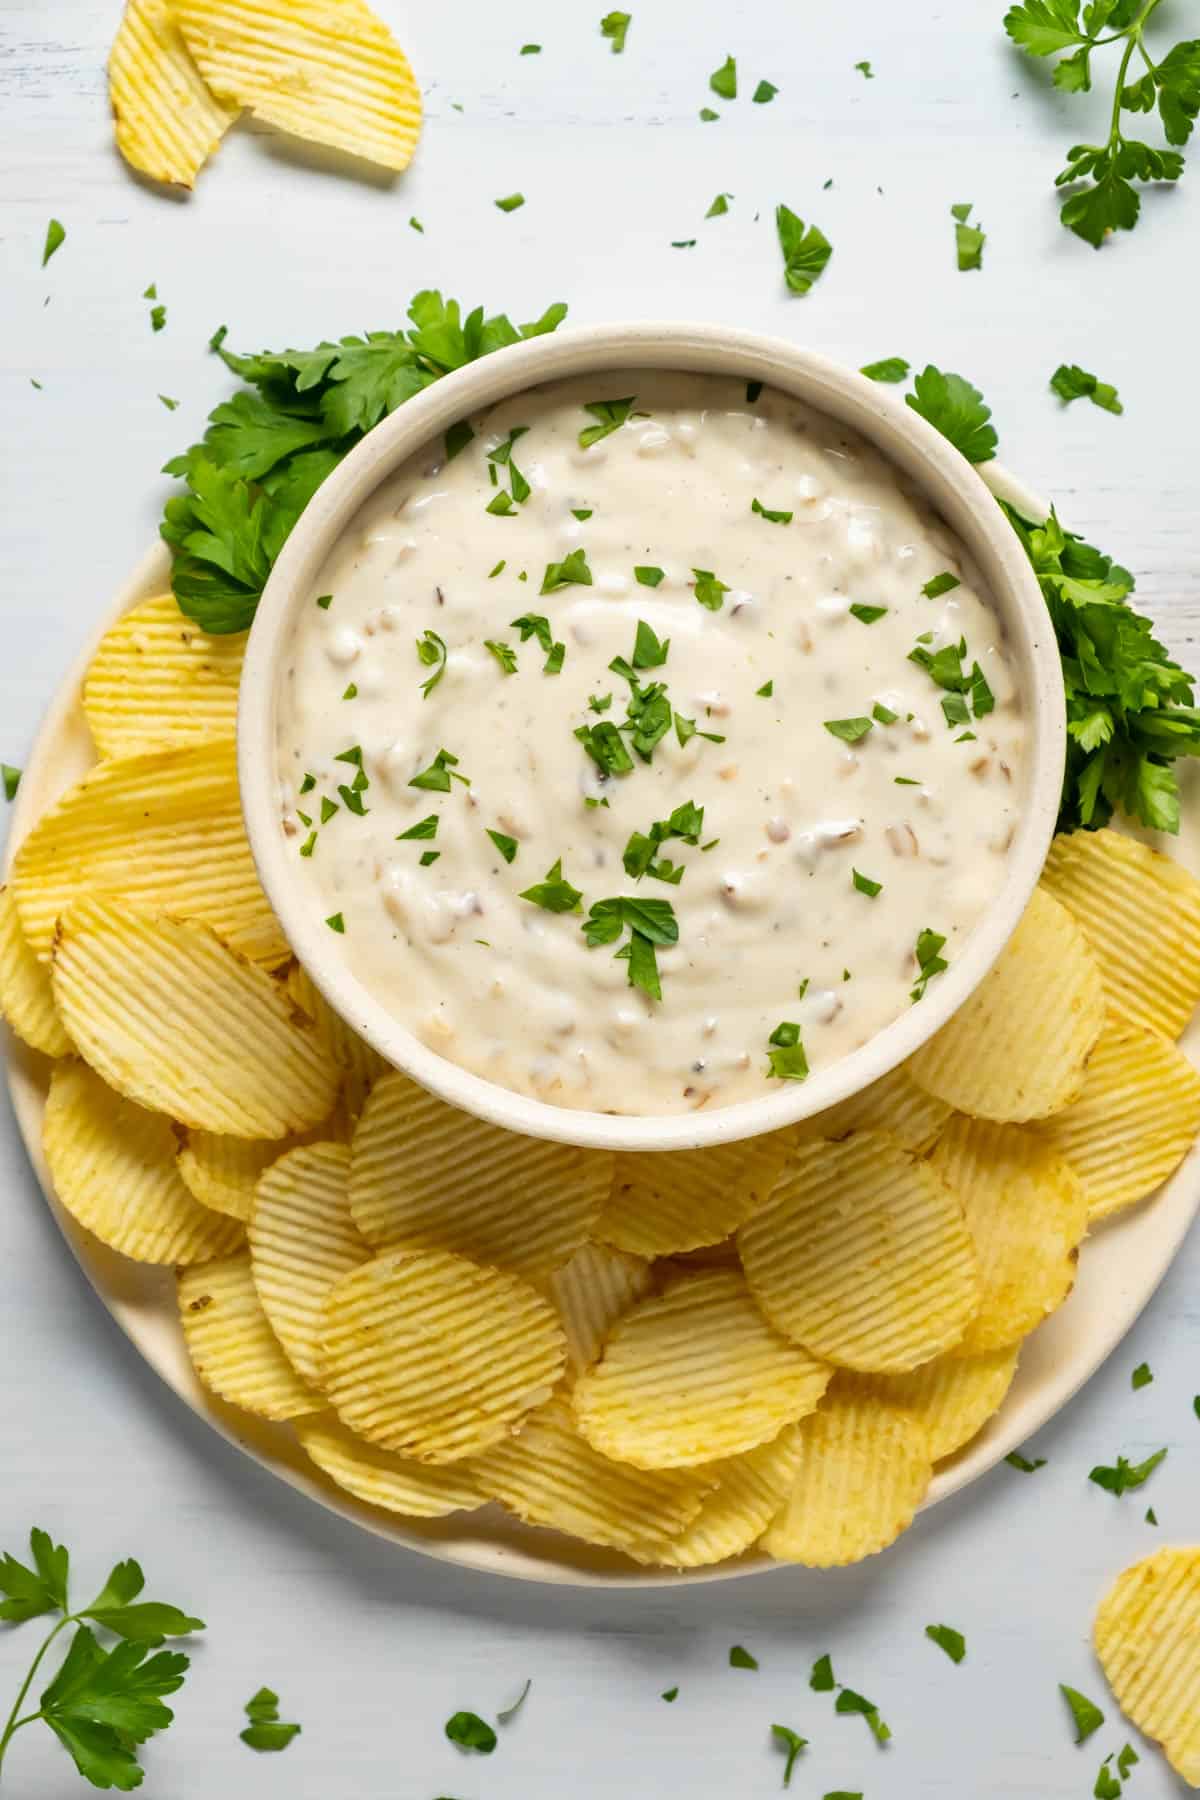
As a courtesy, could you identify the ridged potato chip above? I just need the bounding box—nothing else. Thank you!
[547,1242,655,1381]
[476,1399,714,1558]
[178,1131,284,1222]
[1043,828,1200,1041]
[175,0,422,173]
[739,1131,980,1373]
[249,1142,367,1386]
[648,1426,804,1569]
[573,1270,831,1468]
[909,888,1105,1122]
[286,962,387,1121]
[0,886,71,1058]
[1095,1547,1200,1787]
[297,1419,486,1519]
[178,1251,320,1420]
[761,1390,933,1567]
[350,1070,610,1280]
[797,1064,952,1154]
[109,0,238,187]
[596,1131,793,1258]
[44,1060,243,1264]
[51,898,339,1138]
[1033,1019,1200,1222]
[83,592,244,757]
[319,1248,565,1463]
[12,739,287,968]
[848,1345,1020,1463]
[931,1116,1087,1354]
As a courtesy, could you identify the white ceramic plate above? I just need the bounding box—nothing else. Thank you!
[5,467,1200,1588]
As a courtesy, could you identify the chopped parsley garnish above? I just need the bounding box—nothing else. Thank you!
[486,829,518,863]
[752,79,778,103]
[416,628,447,697]
[692,568,729,611]
[671,239,696,250]
[1132,1362,1153,1390]
[824,716,873,743]
[445,1710,497,1754]
[419,849,440,866]
[852,869,882,897]
[572,507,593,520]
[485,638,518,673]
[159,394,180,410]
[810,1654,836,1691]
[728,1644,758,1669]
[487,490,516,516]
[1146,1507,1158,1525]
[241,1687,301,1753]
[582,895,678,1000]
[710,55,737,99]
[894,776,920,786]
[544,641,565,674]
[910,927,948,1001]
[341,682,357,700]
[951,201,985,271]
[706,192,732,217]
[409,748,469,792]
[298,831,316,856]
[579,396,636,448]
[699,106,719,121]
[849,603,887,623]
[775,205,833,295]
[861,356,910,383]
[855,58,874,77]
[316,593,333,610]
[2,764,21,803]
[299,773,316,795]
[320,796,339,823]
[1005,1450,1047,1473]
[512,613,553,652]
[495,193,526,212]
[674,712,725,748]
[589,692,612,712]
[1060,1684,1105,1746]
[908,635,994,725]
[1117,1745,1139,1780]
[627,618,669,668]
[600,10,630,53]
[338,783,368,816]
[541,548,593,593]
[1050,364,1123,415]
[520,858,583,913]
[872,702,899,725]
[771,1724,808,1786]
[150,304,167,333]
[835,1688,890,1743]
[1089,1447,1168,1496]
[1094,1757,1122,1800]
[925,1624,966,1664]
[766,1021,809,1081]
[445,419,474,460]
[575,719,635,776]
[661,1686,679,1702]
[922,571,961,598]
[752,497,793,524]
[488,559,506,578]
[906,365,997,463]
[635,565,665,587]
[520,42,541,53]
[41,219,65,266]
[325,912,345,933]
[397,815,438,841]
[623,799,704,883]
[757,680,774,696]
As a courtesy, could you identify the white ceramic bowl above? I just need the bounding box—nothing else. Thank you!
[239,322,1065,1154]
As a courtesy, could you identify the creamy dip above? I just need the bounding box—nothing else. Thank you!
[276,372,1026,1115]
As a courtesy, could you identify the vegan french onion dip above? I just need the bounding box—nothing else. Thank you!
[276,372,1026,1116]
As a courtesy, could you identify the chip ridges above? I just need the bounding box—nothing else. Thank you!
[350,1070,611,1279]
[297,1419,486,1519]
[249,1141,367,1386]
[319,1248,566,1463]
[43,1059,244,1264]
[909,887,1105,1122]
[51,898,340,1137]
[0,885,72,1057]
[797,1063,952,1154]
[83,592,244,756]
[1094,1547,1200,1786]
[109,0,238,187]
[547,1242,655,1380]
[739,1131,980,1373]
[178,1131,285,1221]
[597,1131,793,1258]
[846,1345,1021,1463]
[647,1427,804,1569]
[573,1270,831,1468]
[178,1251,321,1419]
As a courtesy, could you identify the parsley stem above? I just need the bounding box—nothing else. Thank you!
[0,1614,71,1772]
[1106,0,1163,147]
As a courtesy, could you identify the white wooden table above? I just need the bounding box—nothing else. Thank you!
[2,2,1198,1793]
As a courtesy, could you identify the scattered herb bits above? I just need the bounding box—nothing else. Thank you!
[600,10,630,53]
[729,1644,758,1669]
[925,1623,966,1663]
[241,1687,301,1753]
[445,1710,498,1754]
[1050,364,1123,414]
[1060,1683,1105,1745]
[775,205,832,295]
[41,218,65,266]
[951,201,985,271]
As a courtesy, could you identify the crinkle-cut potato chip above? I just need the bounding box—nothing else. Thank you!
[178,1131,285,1222]
[350,1070,611,1281]
[44,1060,243,1264]
[286,962,387,1120]
[0,886,72,1058]
[930,1116,1087,1355]
[476,1399,714,1558]
[249,1142,367,1387]
[1043,828,1200,1042]
[547,1242,655,1381]
[573,1270,831,1469]
[83,592,244,757]
[12,739,287,968]
[109,0,238,188]
[596,1131,793,1259]
[761,1390,933,1567]
[739,1131,980,1374]
[797,1064,952,1155]
[297,1419,486,1520]
[179,1251,320,1420]
[51,898,339,1138]
[909,888,1105,1122]
[846,1345,1020,1463]
[1095,1548,1200,1787]
[319,1248,565,1463]
[1033,1019,1200,1223]
[174,0,422,174]
[645,1427,805,1569]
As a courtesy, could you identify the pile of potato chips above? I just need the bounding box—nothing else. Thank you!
[108,0,422,188]
[4,588,1200,1581]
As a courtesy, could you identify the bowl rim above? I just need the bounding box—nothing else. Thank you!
[238,320,1066,1154]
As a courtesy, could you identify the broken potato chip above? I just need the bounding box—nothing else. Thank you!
[0,885,72,1059]
[547,1242,655,1381]
[596,1131,792,1258]
[83,592,244,757]
[179,1250,320,1420]
[249,1142,367,1387]
[297,1418,486,1519]
[1095,1547,1200,1787]
[109,0,238,187]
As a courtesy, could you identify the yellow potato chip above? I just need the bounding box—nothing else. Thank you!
[44,1059,243,1264]
[596,1131,793,1258]
[1095,1547,1200,1787]
[249,1142,367,1386]
[108,0,238,188]
[646,1427,805,1569]
[178,1131,283,1222]
[349,1070,611,1280]
[909,887,1105,1122]
[174,0,422,173]
[297,1418,486,1519]
[476,1399,714,1559]
[286,961,387,1121]
[12,739,287,968]
[739,1131,980,1373]
[798,1063,952,1154]
[1033,1019,1200,1222]
[0,885,71,1058]
[51,898,340,1138]
[547,1242,655,1380]
[178,1251,320,1420]
[319,1248,565,1463]
[931,1116,1087,1354]
[761,1390,932,1567]
[1043,828,1200,1041]
[573,1270,831,1468]
[847,1345,1020,1462]
[83,592,244,758]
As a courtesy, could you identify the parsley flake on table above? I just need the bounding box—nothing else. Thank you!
[520,42,541,54]
[1060,1683,1105,1745]
[1146,1505,1159,1524]
[911,927,948,1001]
[906,365,997,462]
[810,1653,836,1691]
[766,1021,809,1081]
[1005,1449,1047,1472]
[752,497,793,524]
[541,548,592,593]
[855,59,874,77]
[158,393,180,411]
[409,214,424,230]
[661,1686,679,1702]
[1132,1361,1153,1389]
[600,10,631,52]
[520,858,583,913]
[835,1687,891,1742]
[579,395,636,448]
[951,201,986,270]
[445,1710,498,1753]
[410,748,470,792]
[1094,1756,1122,1800]
[706,192,732,217]
[41,218,65,266]
[150,304,167,332]
[753,78,778,102]
[771,1724,808,1786]
[700,106,719,121]
[824,715,874,742]
[497,1679,531,1724]
[1089,1447,1168,1495]
[729,1645,758,1669]
[2,764,21,803]
[775,205,833,295]
[495,193,525,212]
[710,55,737,99]
[852,868,882,897]
[241,1687,301,1753]
[1050,364,1124,414]
[671,239,697,249]
[925,1624,966,1663]
[861,356,910,382]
